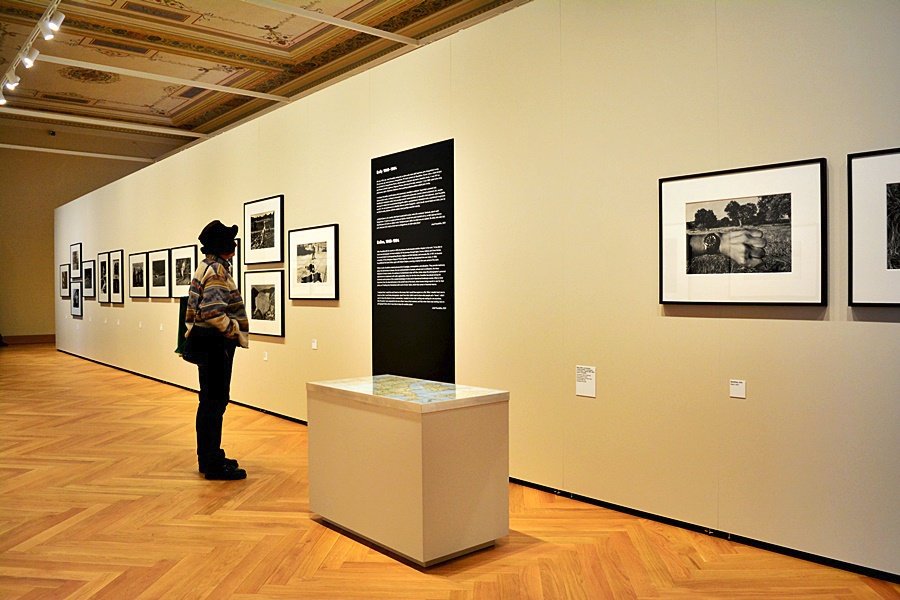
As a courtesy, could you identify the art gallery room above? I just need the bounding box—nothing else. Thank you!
[0,0,898,597]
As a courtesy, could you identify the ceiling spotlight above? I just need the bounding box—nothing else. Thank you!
[5,72,20,90]
[22,48,40,68]
[48,11,66,32]
[39,19,55,40]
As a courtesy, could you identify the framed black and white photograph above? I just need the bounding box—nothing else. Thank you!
[70,242,82,280]
[82,260,96,298]
[849,147,900,306]
[128,252,148,298]
[97,252,110,303]
[60,264,71,298]
[170,244,197,297]
[288,224,339,300]
[660,158,827,305]
[244,194,284,264]
[71,281,83,318]
[148,248,171,298]
[245,270,284,337]
[110,249,124,304]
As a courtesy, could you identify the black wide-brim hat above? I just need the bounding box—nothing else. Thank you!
[199,220,238,255]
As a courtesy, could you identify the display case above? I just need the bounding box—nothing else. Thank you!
[307,375,509,566]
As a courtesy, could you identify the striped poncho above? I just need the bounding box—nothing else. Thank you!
[185,255,249,347]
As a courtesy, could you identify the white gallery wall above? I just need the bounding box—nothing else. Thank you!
[54,0,899,575]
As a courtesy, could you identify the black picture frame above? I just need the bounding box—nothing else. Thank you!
[170,244,198,297]
[82,260,96,298]
[659,158,827,305]
[245,269,285,337]
[70,242,82,280]
[147,248,171,298]
[287,224,339,300]
[848,147,900,306]
[109,249,124,304]
[97,252,110,303]
[71,280,83,318]
[244,194,284,264]
[128,251,148,298]
[60,264,71,298]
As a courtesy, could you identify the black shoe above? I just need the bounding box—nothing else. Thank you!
[204,464,247,480]
[198,457,239,474]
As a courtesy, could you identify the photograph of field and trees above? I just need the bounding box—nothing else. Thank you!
[887,182,899,270]
[250,211,276,250]
[686,193,792,274]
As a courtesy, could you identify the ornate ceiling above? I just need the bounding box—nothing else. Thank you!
[0,0,524,161]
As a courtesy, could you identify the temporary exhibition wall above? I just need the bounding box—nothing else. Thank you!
[54,0,899,576]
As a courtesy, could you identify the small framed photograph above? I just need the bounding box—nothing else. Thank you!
[60,264,71,298]
[82,260,96,298]
[849,147,900,306]
[288,224,339,300]
[244,194,284,264]
[128,252,148,298]
[170,245,198,297]
[97,252,110,303]
[70,242,82,280]
[148,248,171,298]
[245,269,285,337]
[71,281,83,317]
[110,250,125,304]
[660,158,827,305]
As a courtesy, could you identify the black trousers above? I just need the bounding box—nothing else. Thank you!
[196,336,237,467]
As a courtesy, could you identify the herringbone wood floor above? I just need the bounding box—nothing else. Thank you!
[0,345,897,599]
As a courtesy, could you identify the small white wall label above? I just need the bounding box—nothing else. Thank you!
[729,379,747,399]
[576,365,596,398]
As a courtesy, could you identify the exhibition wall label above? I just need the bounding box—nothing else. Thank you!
[372,139,455,383]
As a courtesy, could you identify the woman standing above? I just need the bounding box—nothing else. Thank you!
[185,220,249,480]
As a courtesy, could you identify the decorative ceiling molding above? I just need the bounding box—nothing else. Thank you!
[36,53,291,103]
[237,0,422,47]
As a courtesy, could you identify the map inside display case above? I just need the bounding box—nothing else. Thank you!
[311,375,507,412]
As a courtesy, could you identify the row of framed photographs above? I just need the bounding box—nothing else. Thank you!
[659,147,900,306]
[60,251,121,302]
[60,218,338,301]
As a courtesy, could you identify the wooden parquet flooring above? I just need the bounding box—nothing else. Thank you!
[1,344,897,599]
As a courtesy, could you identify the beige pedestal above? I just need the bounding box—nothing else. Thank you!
[307,375,509,567]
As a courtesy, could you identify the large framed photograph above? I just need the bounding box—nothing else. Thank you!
[110,249,124,304]
[170,244,197,297]
[849,147,900,306]
[244,194,284,264]
[128,252,148,298]
[660,158,827,305]
[245,270,285,337]
[82,260,96,298]
[97,252,110,303]
[70,242,82,280]
[288,224,339,300]
[148,248,171,298]
[71,281,83,318]
[60,264,71,298]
